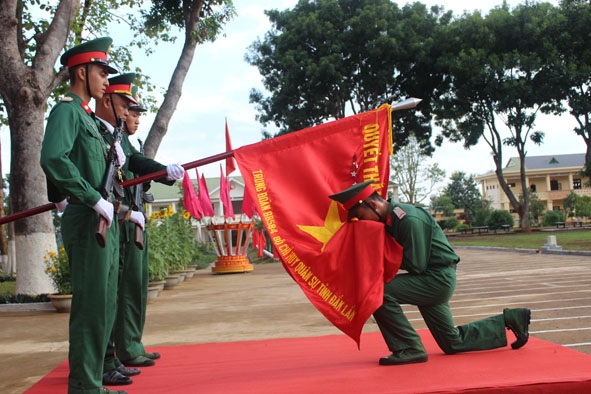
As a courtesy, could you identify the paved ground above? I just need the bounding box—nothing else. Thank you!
[1,248,590,394]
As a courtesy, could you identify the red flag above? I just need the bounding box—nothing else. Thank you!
[225,118,237,175]
[233,104,402,346]
[241,183,257,218]
[220,164,235,219]
[181,172,202,219]
[197,169,215,217]
[251,227,259,250]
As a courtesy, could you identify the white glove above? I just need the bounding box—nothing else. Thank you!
[92,198,114,227]
[129,211,146,230]
[55,199,68,213]
[114,141,126,167]
[166,163,185,181]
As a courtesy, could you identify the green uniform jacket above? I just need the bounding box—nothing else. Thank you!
[40,94,107,206]
[384,201,460,274]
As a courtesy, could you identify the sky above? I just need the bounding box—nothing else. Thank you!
[3,0,578,188]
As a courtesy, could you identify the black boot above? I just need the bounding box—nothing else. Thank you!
[504,308,531,349]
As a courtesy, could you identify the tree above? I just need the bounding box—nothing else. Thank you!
[390,136,445,205]
[435,2,564,232]
[0,0,88,294]
[141,0,236,159]
[246,0,453,150]
[0,0,233,294]
[441,171,482,220]
[430,195,455,217]
[554,1,591,185]
[574,195,591,220]
[528,193,545,224]
[471,199,493,227]
[563,191,577,218]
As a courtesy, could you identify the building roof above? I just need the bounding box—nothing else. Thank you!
[503,153,585,172]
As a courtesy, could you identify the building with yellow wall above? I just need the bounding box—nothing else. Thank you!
[474,153,590,213]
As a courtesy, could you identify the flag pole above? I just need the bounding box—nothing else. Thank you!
[120,151,234,188]
[0,98,422,226]
[0,150,235,225]
[390,97,422,111]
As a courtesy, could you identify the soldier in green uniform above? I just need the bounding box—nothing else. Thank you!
[114,85,169,366]
[40,38,127,394]
[95,74,184,385]
[329,180,531,366]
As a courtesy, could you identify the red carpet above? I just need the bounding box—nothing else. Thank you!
[26,330,591,394]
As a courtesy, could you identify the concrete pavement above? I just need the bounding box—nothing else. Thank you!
[1,248,590,394]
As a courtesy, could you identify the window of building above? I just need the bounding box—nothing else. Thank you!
[574,179,582,190]
[530,184,536,193]
[553,206,561,211]
[508,183,516,188]
[550,180,560,191]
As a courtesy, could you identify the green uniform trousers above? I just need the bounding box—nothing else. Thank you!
[104,221,148,369]
[373,265,508,355]
[115,221,149,360]
[62,204,119,394]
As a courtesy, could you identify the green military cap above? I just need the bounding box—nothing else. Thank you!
[128,85,147,112]
[60,37,118,74]
[329,180,376,210]
[106,72,137,103]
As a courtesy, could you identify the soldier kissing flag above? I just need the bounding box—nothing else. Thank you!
[233,104,403,346]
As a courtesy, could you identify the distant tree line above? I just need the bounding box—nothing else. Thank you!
[247,0,591,232]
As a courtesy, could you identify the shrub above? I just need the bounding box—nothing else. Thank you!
[542,210,566,227]
[456,224,469,233]
[445,218,459,230]
[486,210,514,230]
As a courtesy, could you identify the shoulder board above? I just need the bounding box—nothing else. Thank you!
[60,96,73,102]
[393,206,407,220]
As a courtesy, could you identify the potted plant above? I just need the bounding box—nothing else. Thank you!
[146,217,169,291]
[147,207,182,289]
[43,247,72,312]
[167,211,200,280]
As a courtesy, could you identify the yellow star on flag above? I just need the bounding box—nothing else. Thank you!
[297,201,345,252]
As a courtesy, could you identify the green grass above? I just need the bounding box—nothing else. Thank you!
[448,228,591,250]
[0,279,15,295]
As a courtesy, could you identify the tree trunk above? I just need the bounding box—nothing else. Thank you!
[0,137,7,257]
[7,104,56,294]
[144,39,198,159]
[0,0,76,293]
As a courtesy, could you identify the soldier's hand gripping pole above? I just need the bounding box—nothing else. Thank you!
[0,151,235,226]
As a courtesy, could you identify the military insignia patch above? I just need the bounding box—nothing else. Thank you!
[393,206,406,220]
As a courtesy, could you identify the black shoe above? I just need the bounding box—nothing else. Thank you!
[103,369,133,386]
[116,364,141,377]
[144,351,161,360]
[504,308,531,349]
[101,389,128,394]
[379,348,428,366]
[121,355,155,367]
